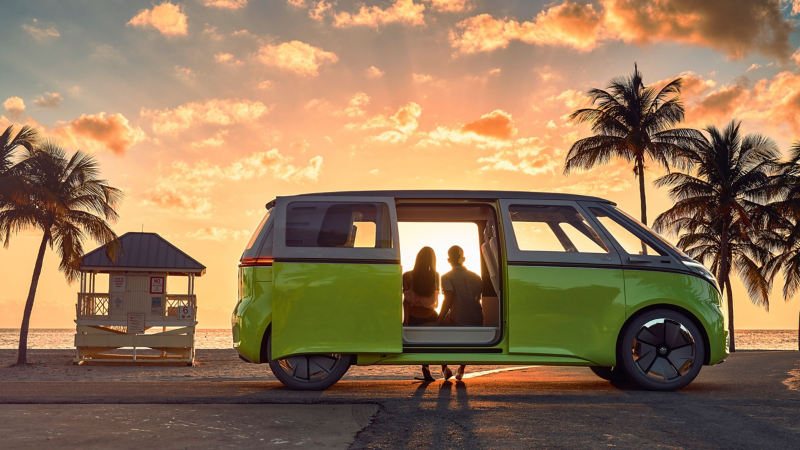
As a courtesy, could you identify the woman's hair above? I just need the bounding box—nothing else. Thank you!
[412,246,437,297]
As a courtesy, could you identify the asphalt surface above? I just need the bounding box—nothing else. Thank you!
[1,351,799,449]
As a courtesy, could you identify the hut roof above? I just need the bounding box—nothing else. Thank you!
[80,232,206,276]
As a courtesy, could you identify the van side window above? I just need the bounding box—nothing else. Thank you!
[286,202,392,249]
[508,205,609,253]
[588,207,664,256]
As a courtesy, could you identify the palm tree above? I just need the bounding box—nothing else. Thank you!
[0,125,39,207]
[0,141,122,365]
[761,141,800,349]
[564,64,701,253]
[653,121,780,352]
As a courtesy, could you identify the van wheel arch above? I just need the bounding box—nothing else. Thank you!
[259,324,272,364]
[617,305,711,366]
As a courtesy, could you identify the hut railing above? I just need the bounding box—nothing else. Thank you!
[77,293,110,316]
[165,294,196,317]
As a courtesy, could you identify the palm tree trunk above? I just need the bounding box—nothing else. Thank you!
[726,274,735,353]
[16,231,49,365]
[636,158,648,255]
[717,224,733,353]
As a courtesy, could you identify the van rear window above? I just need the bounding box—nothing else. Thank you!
[286,202,392,249]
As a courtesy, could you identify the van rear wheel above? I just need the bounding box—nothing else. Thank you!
[266,334,353,390]
[619,309,705,391]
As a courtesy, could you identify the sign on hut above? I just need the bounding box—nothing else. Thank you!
[74,232,206,364]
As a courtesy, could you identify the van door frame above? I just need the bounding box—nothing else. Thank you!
[394,200,505,349]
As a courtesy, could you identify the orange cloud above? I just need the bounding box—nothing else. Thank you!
[333,0,426,28]
[141,99,271,135]
[127,2,188,36]
[449,2,604,54]
[349,102,422,142]
[553,167,632,196]
[309,1,333,21]
[175,66,194,81]
[191,130,229,148]
[215,52,243,65]
[461,110,517,140]
[32,92,63,108]
[186,227,251,241]
[306,92,370,117]
[53,112,146,156]
[685,71,800,137]
[602,0,793,60]
[793,48,800,66]
[140,185,214,219]
[23,19,59,42]
[449,0,793,60]
[256,40,338,76]
[366,66,384,78]
[3,97,25,121]
[548,89,591,110]
[142,149,323,218]
[425,0,473,12]
[287,0,306,7]
[478,146,559,177]
[201,0,248,10]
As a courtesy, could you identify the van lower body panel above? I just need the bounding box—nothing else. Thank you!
[271,262,403,360]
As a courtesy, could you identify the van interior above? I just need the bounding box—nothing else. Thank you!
[397,203,501,346]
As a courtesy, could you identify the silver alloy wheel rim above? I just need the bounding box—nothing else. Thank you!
[632,318,696,383]
[278,354,342,383]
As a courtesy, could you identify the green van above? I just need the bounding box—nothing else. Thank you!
[232,191,728,391]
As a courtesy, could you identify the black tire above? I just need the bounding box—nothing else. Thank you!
[619,309,705,391]
[589,365,629,382]
[266,334,353,391]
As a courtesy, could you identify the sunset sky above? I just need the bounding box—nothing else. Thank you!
[2,0,800,330]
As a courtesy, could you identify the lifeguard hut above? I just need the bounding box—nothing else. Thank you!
[74,232,206,364]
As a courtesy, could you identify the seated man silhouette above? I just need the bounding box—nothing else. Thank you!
[437,245,484,381]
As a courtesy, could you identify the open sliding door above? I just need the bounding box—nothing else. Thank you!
[271,196,402,360]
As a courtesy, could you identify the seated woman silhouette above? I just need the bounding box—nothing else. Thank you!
[403,246,440,382]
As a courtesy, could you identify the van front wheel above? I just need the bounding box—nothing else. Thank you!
[619,309,705,391]
[266,334,353,390]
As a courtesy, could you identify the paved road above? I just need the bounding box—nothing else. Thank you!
[1,351,798,449]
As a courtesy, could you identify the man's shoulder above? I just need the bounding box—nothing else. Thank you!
[443,267,480,280]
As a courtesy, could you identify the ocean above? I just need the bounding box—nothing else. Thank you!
[0,328,797,350]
